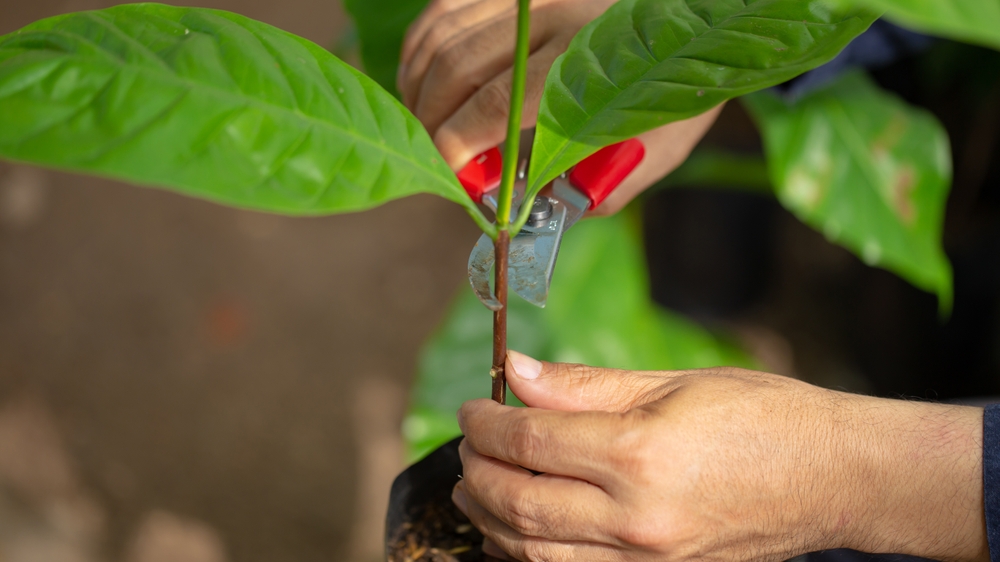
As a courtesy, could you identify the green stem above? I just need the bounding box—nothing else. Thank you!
[510,182,536,233]
[464,205,498,240]
[494,0,531,229]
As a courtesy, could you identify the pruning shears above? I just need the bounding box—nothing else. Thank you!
[457,131,645,310]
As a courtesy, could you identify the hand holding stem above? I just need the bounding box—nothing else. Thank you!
[457,353,989,561]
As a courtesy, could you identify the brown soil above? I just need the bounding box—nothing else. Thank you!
[387,497,485,562]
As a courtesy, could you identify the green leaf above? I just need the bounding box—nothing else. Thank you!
[834,0,1000,50]
[404,211,752,461]
[343,0,429,97]
[743,70,953,309]
[658,148,771,193]
[0,3,489,229]
[524,0,879,217]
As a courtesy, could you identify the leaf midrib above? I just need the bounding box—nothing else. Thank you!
[2,27,462,198]
[822,91,944,285]
[825,96,906,232]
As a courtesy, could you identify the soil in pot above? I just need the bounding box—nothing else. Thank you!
[386,437,504,562]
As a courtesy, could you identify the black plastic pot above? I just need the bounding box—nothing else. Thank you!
[386,437,501,562]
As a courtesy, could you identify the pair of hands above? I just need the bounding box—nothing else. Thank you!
[455,352,988,562]
[398,0,721,216]
[402,3,988,561]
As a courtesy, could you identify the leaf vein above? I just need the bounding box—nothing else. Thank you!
[242,23,300,111]
[246,122,314,196]
[85,88,190,163]
[311,140,357,206]
[13,68,121,149]
[83,11,172,70]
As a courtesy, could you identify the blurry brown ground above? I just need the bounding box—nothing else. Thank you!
[0,1,482,561]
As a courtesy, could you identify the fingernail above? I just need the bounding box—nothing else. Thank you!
[452,486,468,515]
[482,538,511,560]
[456,408,465,433]
[508,350,542,380]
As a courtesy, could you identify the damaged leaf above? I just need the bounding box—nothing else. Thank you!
[743,70,953,309]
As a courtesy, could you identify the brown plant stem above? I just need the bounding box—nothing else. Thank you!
[489,0,527,405]
[491,229,509,405]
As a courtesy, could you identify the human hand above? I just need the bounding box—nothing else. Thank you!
[398,0,721,209]
[455,352,988,562]
[398,0,615,169]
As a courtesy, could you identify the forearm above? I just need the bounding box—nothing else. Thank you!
[834,396,987,561]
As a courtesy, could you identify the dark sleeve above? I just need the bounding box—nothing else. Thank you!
[984,404,1000,558]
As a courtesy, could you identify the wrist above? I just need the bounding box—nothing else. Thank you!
[830,396,987,560]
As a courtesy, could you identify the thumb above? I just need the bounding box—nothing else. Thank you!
[505,350,670,412]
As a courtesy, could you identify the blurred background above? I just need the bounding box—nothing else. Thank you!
[0,1,999,562]
[0,1,484,561]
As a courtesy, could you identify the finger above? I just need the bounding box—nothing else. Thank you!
[458,398,628,484]
[589,104,725,217]
[482,538,512,560]
[505,351,673,412]
[454,482,626,562]
[399,0,515,107]
[400,0,483,73]
[433,38,567,169]
[410,8,556,134]
[459,439,624,544]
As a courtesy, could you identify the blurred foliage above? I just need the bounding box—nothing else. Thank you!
[342,0,429,97]
[658,149,771,194]
[836,0,1000,51]
[405,212,753,461]
[329,18,360,65]
[744,71,953,309]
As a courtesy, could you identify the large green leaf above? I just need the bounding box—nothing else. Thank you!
[404,212,752,461]
[0,4,487,226]
[743,70,952,308]
[836,0,1000,50]
[343,0,429,97]
[525,0,879,208]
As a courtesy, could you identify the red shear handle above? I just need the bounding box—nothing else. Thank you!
[457,139,644,208]
[457,147,503,203]
[568,138,645,209]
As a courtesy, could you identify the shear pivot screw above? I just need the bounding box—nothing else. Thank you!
[529,197,553,226]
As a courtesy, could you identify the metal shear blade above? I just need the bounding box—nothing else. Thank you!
[507,202,565,308]
[466,204,567,310]
[468,233,502,311]
[467,179,590,309]
[465,134,646,310]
